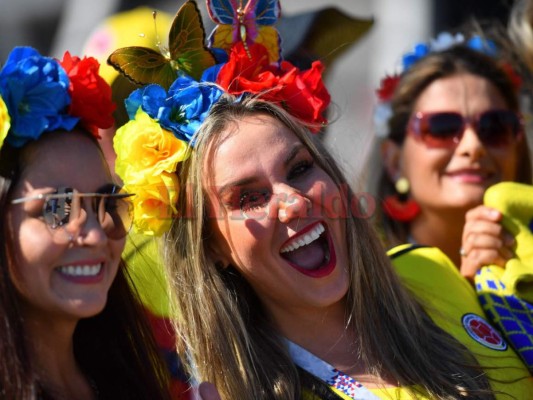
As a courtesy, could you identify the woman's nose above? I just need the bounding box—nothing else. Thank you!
[455,124,486,159]
[275,185,312,224]
[69,199,108,246]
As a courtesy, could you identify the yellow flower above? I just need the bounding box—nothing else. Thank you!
[126,172,180,236]
[114,109,189,185]
[0,95,11,149]
[114,109,189,236]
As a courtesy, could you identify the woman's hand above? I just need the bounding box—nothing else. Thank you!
[195,382,221,400]
[460,205,515,281]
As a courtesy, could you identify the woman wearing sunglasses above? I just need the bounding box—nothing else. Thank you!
[106,0,533,388]
[373,31,531,280]
[0,47,182,400]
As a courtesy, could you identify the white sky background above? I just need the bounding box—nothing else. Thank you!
[1,0,431,189]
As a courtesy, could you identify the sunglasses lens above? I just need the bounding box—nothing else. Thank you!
[422,113,463,147]
[42,188,132,241]
[97,193,133,239]
[477,110,520,146]
[43,188,75,230]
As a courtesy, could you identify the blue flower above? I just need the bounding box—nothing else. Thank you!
[125,84,168,121]
[430,32,465,52]
[402,43,430,70]
[167,75,223,141]
[210,47,229,64]
[125,71,223,143]
[467,36,498,57]
[0,46,78,147]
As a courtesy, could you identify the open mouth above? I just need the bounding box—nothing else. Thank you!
[280,222,336,278]
[56,262,104,283]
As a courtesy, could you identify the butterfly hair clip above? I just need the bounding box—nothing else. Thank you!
[207,0,281,62]
[107,1,216,90]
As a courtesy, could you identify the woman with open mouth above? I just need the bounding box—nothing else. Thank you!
[161,95,532,400]
[109,1,532,398]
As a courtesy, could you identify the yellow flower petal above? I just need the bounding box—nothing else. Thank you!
[114,109,189,236]
[0,96,11,149]
[114,109,189,185]
[126,172,180,236]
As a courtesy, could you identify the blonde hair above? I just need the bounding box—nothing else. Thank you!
[165,95,494,399]
[509,0,533,72]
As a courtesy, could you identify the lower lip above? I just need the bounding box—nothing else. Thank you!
[285,231,337,278]
[446,173,488,184]
[57,264,105,284]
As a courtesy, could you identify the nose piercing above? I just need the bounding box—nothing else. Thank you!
[68,233,75,244]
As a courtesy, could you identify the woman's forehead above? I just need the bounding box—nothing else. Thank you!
[19,132,111,191]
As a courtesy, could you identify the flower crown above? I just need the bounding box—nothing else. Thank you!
[373,32,522,138]
[0,47,115,150]
[111,0,331,236]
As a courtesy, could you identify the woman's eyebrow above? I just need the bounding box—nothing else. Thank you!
[283,144,305,168]
[217,177,258,198]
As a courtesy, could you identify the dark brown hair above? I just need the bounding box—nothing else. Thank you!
[375,45,532,247]
[0,130,171,399]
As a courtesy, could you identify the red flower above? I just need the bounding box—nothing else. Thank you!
[264,60,330,131]
[376,74,400,101]
[501,63,522,93]
[60,51,116,137]
[217,43,277,94]
[217,43,330,131]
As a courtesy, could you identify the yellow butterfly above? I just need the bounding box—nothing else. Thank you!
[207,0,281,62]
[108,0,216,89]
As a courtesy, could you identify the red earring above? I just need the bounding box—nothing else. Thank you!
[382,177,420,222]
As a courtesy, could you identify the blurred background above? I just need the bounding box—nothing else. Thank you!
[1,0,516,187]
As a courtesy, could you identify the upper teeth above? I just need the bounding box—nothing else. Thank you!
[58,264,102,277]
[280,223,325,253]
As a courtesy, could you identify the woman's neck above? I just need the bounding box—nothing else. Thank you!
[280,305,399,389]
[274,298,350,354]
[409,208,465,267]
[24,313,96,400]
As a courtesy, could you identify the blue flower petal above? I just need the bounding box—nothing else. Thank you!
[0,46,74,147]
[467,36,498,57]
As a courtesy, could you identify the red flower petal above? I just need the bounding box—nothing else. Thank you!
[60,51,116,137]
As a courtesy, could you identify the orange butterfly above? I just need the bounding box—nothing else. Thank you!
[108,0,216,89]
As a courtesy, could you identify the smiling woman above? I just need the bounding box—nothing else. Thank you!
[372,31,531,277]
[0,46,172,400]
[108,1,533,398]
[203,112,350,311]
[164,95,533,400]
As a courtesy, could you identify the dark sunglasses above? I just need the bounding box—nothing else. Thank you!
[408,109,523,148]
[11,186,134,241]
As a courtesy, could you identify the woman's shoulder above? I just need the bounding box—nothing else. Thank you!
[388,244,533,398]
[388,244,475,304]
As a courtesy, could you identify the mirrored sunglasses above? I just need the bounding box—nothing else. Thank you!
[408,109,523,148]
[11,186,134,241]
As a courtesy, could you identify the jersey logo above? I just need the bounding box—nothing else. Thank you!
[462,313,507,351]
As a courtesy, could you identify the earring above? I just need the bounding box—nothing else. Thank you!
[382,177,420,222]
[215,261,228,269]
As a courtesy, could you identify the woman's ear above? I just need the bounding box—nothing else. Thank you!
[381,139,402,181]
[206,234,232,269]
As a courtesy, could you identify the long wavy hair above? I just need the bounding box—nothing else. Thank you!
[0,130,171,399]
[509,0,533,72]
[372,45,532,248]
[166,95,495,399]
